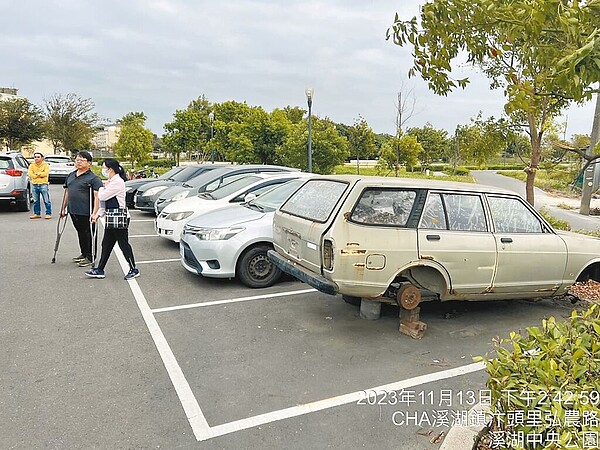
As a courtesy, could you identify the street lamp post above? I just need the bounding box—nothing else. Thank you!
[305,87,314,173]
[208,112,215,164]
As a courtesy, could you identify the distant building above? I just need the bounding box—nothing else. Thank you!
[0,87,23,101]
[91,124,121,155]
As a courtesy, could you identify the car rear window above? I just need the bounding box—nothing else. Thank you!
[0,158,12,169]
[46,156,71,163]
[280,179,348,222]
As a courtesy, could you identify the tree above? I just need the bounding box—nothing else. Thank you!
[43,93,98,155]
[0,98,44,151]
[406,123,449,166]
[347,116,377,174]
[113,112,154,168]
[389,0,600,205]
[163,96,213,165]
[376,134,422,176]
[278,116,349,174]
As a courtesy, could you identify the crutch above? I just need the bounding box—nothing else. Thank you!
[89,184,99,265]
[51,189,68,263]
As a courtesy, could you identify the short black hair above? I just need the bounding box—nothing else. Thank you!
[33,152,44,158]
[77,151,93,162]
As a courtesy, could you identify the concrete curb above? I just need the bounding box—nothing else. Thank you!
[439,403,491,450]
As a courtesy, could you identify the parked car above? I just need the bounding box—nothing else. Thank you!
[125,166,185,208]
[0,152,32,211]
[180,178,306,288]
[268,175,600,309]
[157,173,306,243]
[134,164,219,212]
[45,155,75,183]
[154,164,300,214]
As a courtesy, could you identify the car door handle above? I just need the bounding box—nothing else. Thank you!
[426,234,440,241]
[501,237,513,243]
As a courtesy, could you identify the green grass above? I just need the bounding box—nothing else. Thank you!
[501,169,579,196]
[332,165,474,183]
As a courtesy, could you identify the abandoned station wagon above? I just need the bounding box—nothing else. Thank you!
[268,175,600,310]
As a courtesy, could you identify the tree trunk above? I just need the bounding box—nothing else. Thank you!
[525,113,543,206]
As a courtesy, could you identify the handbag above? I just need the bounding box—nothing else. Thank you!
[104,196,129,229]
[105,208,129,229]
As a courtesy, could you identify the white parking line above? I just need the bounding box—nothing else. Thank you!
[113,245,211,441]
[201,361,486,441]
[113,232,486,443]
[129,234,161,238]
[137,258,180,264]
[151,288,317,313]
[130,219,156,222]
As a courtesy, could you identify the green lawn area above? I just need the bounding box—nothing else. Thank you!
[333,165,474,183]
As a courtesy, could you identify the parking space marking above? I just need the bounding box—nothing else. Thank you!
[151,288,317,313]
[129,234,161,238]
[130,219,156,222]
[113,244,211,441]
[201,361,486,441]
[137,258,181,264]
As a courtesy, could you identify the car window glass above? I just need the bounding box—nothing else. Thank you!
[159,166,185,180]
[350,189,416,226]
[16,156,29,168]
[488,196,543,233]
[444,194,487,231]
[0,158,11,169]
[210,176,262,199]
[281,180,348,222]
[232,180,288,202]
[420,193,447,229]
[254,179,304,211]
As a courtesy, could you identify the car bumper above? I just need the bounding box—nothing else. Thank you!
[267,250,338,295]
[0,189,27,202]
[134,195,157,212]
[179,234,238,278]
[155,217,185,242]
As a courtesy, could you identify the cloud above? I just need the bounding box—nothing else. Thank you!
[1,0,596,139]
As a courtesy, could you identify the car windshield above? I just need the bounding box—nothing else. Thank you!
[205,176,262,200]
[248,179,304,212]
[159,166,185,180]
[183,168,231,188]
[169,166,210,182]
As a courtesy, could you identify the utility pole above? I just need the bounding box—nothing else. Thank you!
[579,92,600,215]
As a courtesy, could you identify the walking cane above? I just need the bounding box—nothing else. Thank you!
[51,189,68,263]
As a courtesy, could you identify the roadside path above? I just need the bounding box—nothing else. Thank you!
[472,170,600,232]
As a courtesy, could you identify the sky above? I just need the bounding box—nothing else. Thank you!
[2,0,596,140]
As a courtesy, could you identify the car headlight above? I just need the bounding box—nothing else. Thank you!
[189,227,245,240]
[171,191,189,202]
[145,186,168,196]
[165,211,194,221]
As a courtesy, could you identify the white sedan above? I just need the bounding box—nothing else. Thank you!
[155,173,305,242]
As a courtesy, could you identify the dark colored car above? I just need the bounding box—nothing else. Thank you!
[125,166,185,208]
[133,164,220,212]
[154,164,300,214]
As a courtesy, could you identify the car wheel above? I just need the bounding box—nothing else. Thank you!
[237,244,282,288]
[342,295,361,306]
[17,186,31,212]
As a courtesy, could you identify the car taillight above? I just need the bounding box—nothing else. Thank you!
[5,169,22,177]
[323,239,334,270]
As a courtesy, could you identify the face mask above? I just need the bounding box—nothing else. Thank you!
[101,168,109,178]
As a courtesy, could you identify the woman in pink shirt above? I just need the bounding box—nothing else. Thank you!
[86,158,139,280]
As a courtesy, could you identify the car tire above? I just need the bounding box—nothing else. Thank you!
[17,186,31,212]
[237,244,282,288]
[342,295,361,306]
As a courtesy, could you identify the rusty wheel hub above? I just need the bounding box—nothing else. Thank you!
[397,285,421,310]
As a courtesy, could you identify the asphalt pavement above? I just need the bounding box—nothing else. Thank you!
[1,176,591,450]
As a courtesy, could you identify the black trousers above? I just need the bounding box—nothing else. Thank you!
[70,214,95,261]
[97,227,136,271]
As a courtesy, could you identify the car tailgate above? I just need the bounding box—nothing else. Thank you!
[273,178,352,275]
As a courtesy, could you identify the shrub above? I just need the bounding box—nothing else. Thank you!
[476,305,600,450]
[539,207,571,231]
